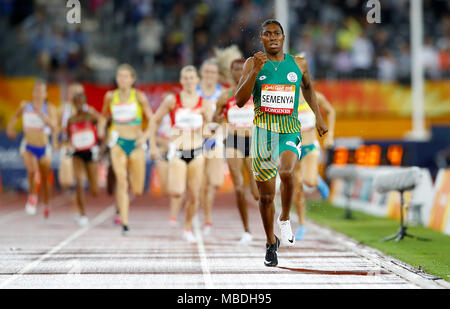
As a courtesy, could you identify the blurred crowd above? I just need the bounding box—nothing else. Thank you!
[0,0,449,82]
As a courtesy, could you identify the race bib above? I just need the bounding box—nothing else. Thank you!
[261,84,295,115]
[112,103,137,123]
[174,109,203,130]
[228,106,254,128]
[71,129,97,151]
[23,112,45,130]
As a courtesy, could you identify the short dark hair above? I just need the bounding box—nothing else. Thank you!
[261,19,284,35]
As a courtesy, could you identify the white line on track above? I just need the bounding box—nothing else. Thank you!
[0,194,68,225]
[0,205,115,289]
[193,216,214,289]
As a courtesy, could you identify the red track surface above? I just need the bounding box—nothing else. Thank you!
[0,191,421,288]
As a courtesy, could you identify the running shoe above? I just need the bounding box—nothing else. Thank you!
[25,195,37,215]
[264,235,280,267]
[317,175,330,199]
[183,230,197,243]
[122,225,130,236]
[113,214,122,225]
[203,222,213,235]
[43,205,49,219]
[277,215,295,247]
[169,217,178,227]
[78,216,89,227]
[295,225,307,240]
[238,232,253,244]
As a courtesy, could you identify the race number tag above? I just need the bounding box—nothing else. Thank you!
[261,84,295,115]
[298,110,316,131]
[71,129,97,151]
[174,109,203,130]
[23,112,45,130]
[228,106,254,128]
[112,103,137,123]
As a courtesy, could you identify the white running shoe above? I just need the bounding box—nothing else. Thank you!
[78,216,89,227]
[203,223,212,235]
[183,230,197,243]
[277,216,295,247]
[25,203,37,215]
[239,232,253,244]
[25,195,37,215]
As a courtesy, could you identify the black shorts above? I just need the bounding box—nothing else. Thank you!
[174,147,203,165]
[225,134,251,158]
[72,150,96,164]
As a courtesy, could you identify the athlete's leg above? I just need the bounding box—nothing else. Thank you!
[111,145,130,226]
[128,148,146,196]
[167,157,187,197]
[244,157,259,201]
[256,177,277,245]
[301,151,319,188]
[86,161,98,197]
[227,152,249,233]
[73,156,87,216]
[293,160,306,226]
[185,156,205,231]
[203,157,223,225]
[156,159,169,195]
[38,153,52,207]
[278,150,298,222]
[22,151,39,196]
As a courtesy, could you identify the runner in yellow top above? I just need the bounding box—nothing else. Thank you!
[235,20,328,267]
[294,88,335,240]
[98,64,153,236]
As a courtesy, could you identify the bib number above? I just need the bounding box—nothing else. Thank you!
[174,109,203,130]
[23,113,45,130]
[261,84,295,115]
[228,107,254,128]
[112,103,137,123]
[71,130,96,151]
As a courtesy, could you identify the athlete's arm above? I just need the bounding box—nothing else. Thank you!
[212,90,229,124]
[136,90,154,146]
[316,92,335,148]
[6,101,27,140]
[235,52,267,107]
[149,94,175,159]
[98,91,113,140]
[47,104,59,149]
[295,57,328,137]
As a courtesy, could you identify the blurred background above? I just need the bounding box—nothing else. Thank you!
[0,0,449,194]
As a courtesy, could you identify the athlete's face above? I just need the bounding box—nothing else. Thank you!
[180,70,200,92]
[231,62,244,84]
[32,83,47,102]
[201,63,219,87]
[73,93,86,112]
[116,69,135,90]
[68,84,84,102]
[260,23,285,54]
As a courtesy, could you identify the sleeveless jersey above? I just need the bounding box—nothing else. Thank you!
[110,88,143,126]
[297,100,316,132]
[22,102,51,135]
[197,84,222,113]
[223,90,254,129]
[252,54,303,134]
[170,94,203,131]
[69,121,98,152]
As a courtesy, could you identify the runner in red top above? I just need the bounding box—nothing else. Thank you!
[66,93,100,226]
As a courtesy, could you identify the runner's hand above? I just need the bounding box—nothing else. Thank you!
[7,127,16,140]
[253,52,268,73]
[150,146,161,160]
[316,117,328,138]
[323,134,334,149]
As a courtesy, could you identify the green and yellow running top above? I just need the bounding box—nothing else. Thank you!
[252,54,303,134]
[110,88,143,126]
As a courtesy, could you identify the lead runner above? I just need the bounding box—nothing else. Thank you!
[235,19,328,267]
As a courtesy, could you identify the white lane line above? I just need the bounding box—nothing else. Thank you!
[0,194,68,225]
[193,216,214,289]
[0,205,115,289]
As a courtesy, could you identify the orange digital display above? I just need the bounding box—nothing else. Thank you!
[332,145,404,166]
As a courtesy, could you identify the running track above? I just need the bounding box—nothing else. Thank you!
[0,191,445,289]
